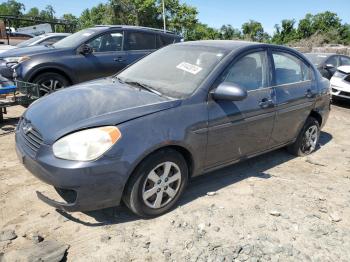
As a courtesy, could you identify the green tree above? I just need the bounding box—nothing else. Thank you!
[186,23,219,41]
[297,13,313,39]
[39,5,56,21]
[312,11,341,33]
[242,20,267,42]
[272,19,297,44]
[219,24,241,40]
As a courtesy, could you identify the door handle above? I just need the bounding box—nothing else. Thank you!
[114,57,125,62]
[259,98,274,109]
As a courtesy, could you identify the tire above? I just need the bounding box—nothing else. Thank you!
[287,117,320,156]
[123,149,188,218]
[33,72,70,97]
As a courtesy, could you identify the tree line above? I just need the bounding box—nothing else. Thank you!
[1,0,350,46]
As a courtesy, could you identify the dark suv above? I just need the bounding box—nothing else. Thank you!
[0,26,182,95]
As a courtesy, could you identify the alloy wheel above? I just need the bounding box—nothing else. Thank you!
[142,161,182,209]
[301,125,318,154]
[39,79,65,96]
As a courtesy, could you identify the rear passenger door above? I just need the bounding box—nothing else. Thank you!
[270,49,315,146]
[206,49,276,167]
[124,31,156,65]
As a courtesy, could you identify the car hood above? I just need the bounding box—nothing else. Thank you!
[0,45,61,58]
[337,66,350,74]
[24,78,181,144]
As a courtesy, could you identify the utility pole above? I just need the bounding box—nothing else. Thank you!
[162,0,166,32]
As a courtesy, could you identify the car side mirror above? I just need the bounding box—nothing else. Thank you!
[211,82,247,101]
[78,44,93,55]
[324,64,335,70]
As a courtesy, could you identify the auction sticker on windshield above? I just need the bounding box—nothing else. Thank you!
[176,62,202,75]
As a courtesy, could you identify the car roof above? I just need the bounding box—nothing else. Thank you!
[305,53,337,56]
[44,33,71,37]
[93,25,181,37]
[176,40,299,52]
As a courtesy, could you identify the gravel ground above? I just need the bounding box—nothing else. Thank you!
[0,102,350,262]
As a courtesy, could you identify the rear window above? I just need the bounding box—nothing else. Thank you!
[125,32,156,51]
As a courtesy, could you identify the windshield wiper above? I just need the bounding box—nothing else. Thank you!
[124,80,164,97]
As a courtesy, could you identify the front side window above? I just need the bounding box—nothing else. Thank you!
[86,32,123,53]
[340,56,350,66]
[273,52,311,85]
[221,51,268,91]
[125,32,156,51]
[118,45,228,98]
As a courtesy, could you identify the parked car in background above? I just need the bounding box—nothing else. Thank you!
[0,33,71,54]
[330,65,350,101]
[16,41,330,217]
[305,53,350,79]
[0,25,182,96]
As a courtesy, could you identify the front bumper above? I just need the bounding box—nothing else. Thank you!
[15,129,130,212]
[331,85,350,100]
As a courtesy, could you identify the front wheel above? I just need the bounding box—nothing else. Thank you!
[287,117,320,156]
[123,149,188,218]
[33,72,70,97]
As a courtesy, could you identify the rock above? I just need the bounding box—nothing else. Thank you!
[271,223,278,231]
[31,233,44,244]
[319,207,328,213]
[40,212,50,218]
[269,210,281,217]
[0,230,17,242]
[258,224,266,228]
[213,226,220,232]
[206,192,217,196]
[2,240,69,262]
[100,235,111,243]
[162,248,171,258]
[143,241,151,249]
[329,212,342,222]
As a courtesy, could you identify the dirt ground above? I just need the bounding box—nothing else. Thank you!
[0,102,350,262]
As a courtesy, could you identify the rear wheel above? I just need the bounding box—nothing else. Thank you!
[123,149,188,217]
[287,117,320,156]
[33,72,70,97]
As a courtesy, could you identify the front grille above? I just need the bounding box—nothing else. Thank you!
[19,118,43,154]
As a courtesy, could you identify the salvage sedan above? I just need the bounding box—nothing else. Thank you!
[16,41,331,217]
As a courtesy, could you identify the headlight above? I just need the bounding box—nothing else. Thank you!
[53,126,122,161]
[3,56,30,64]
[333,71,347,78]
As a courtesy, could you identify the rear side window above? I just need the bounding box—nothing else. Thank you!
[340,56,350,66]
[157,35,175,48]
[125,32,156,51]
[222,51,268,91]
[273,52,312,85]
[326,56,339,67]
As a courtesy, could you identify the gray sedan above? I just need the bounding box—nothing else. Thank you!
[15,41,331,217]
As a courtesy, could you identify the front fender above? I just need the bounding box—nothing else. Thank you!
[16,62,77,84]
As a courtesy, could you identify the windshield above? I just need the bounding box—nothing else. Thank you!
[16,35,45,47]
[304,53,328,66]
[53,29,96,48]
[118,45,228,98]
